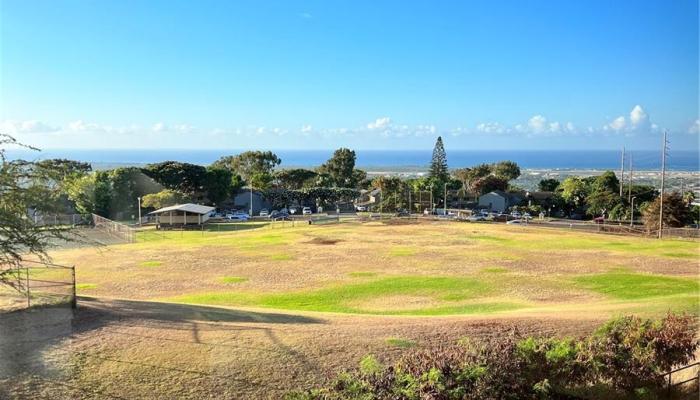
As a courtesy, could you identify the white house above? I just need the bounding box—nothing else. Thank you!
[149,203,215,228]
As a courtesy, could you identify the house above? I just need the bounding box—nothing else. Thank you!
[232,189,271,215]
[149,203,215,228]
[354,188,381,210]
[478,191,525,213]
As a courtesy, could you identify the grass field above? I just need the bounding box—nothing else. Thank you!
[3,219,698,399]
[48,220,699,318]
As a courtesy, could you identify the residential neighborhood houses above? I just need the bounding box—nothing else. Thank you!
[26,137,699,230]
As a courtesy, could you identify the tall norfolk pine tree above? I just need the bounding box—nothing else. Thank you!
[429,136,448,181]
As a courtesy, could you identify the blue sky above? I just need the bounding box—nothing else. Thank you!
[1,0,698,150]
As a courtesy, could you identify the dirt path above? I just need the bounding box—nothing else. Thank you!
[1,297,605,399]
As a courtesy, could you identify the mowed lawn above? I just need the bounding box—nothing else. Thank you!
[49,220,700,318]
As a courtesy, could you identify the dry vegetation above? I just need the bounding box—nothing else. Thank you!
[1,220,698,399]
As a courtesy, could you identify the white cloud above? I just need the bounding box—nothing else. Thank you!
[476,122,506,134]
[566,122,576,132]
[629,105,648,127]
[688,119,700,134]
[606,116,626,131]
[548,122,561,133]
[151,122,195,134]
[528,115,547,133]
[367,117,391,130]
[1,119,60,134]
[301,124,313,133]
[604,105,655,134]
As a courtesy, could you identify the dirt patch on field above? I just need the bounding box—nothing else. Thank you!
[307,237,343,245]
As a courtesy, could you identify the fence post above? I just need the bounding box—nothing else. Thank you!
[71,266,77,309]
[26,267,30,308]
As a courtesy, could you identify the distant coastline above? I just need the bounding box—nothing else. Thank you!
[6,148,700,171]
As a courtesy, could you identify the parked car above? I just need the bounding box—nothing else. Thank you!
[467,215,486,222]
[355,205,367,212]
[259,209,269,217]
[227,212,249,221]
[302,207,312,215]
[289,207,298,214]
[395,209,410,217]
[506,219,524,225]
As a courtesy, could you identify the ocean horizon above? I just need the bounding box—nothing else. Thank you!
[5,148,699,171]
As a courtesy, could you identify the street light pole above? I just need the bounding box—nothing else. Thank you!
[630,196,636,227]
[249,186,253,216]
[444,183,448,215]
[137,197,142,226]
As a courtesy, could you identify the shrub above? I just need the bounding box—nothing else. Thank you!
[287,313,698,400]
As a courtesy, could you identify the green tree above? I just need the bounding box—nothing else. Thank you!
[429,136,449,181]
[275,168,318,190]
[586,171,621,217]
[144,161,207,196]
[35,158,91,182]
[560,176,589,208]
[318,148,357,187]
[538,178,560,192]
[492,160,521,181]
[205,167,237,205]
[250,172,273,191]
[141,189,187,209]
[371,176,409,212]
[212,151,281,183]
[472,175,508,196]
[0,135,75,288]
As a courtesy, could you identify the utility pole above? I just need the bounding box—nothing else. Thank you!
[630,196,636,227]
[444,183,448,215]
[627,153,633,205]
[619,147,625,197]
[137,197,142,226]
[430,185,434,214]
[250,186,253,216]
[408,189,412,215]
[659,131,668,239]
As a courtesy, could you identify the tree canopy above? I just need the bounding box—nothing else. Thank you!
[212,151,281,184]
[318,148,357,187]
[0,135,75,288]
[429,136,449,181]
[538,178,560,192]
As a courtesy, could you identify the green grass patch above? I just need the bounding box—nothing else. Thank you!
[388,247,417,257]
[169,276,511,316]
[219,276,248,284]
[76,283,97,290]
[386,338,416,348]
[348,272,378,278]
[574,272,699,300]
[140,260,162,268]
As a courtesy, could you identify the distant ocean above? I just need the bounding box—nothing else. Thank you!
[5,149,699,171]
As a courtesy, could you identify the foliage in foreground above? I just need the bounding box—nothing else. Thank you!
[288,313,698,400]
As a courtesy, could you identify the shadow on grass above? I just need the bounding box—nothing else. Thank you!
[0,296,322,380]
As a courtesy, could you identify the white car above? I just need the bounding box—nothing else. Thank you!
[302,207,312,215]
[467,215,486,222]
[289,207,298,214]
[506,219,524,225]
[259,209,269,217]
[355,205,367,212]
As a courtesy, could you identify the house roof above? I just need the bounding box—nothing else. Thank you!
[149,203,215,215]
